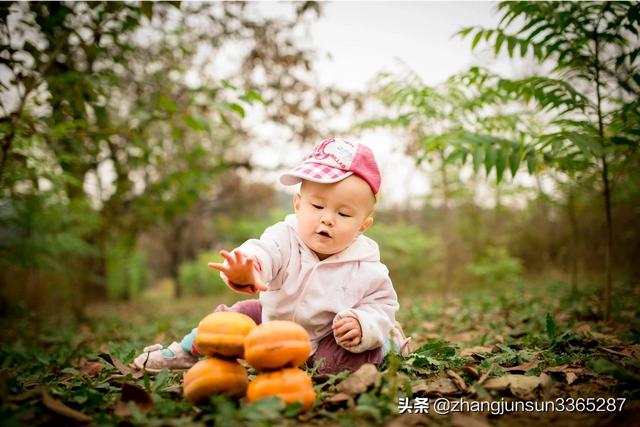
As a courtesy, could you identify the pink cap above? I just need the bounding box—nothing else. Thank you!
[280,138,381,194]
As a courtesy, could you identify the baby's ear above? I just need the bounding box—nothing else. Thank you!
[359,216,374,233]
[293,192,301,212]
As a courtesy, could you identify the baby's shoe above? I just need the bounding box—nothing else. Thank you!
[132,342,199,373]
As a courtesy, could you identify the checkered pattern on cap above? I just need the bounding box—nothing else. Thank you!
[289,162,353,183]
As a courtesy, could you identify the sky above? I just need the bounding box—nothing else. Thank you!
[310,1,499,90]
[248,1,509,209]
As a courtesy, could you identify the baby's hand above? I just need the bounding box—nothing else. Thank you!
[332,316,362,348]
[208,250,268,294]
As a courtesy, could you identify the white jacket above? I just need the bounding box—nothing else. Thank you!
[222,214,399,354]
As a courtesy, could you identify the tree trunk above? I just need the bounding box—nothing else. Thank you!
[594,28,613,321]
[567,185,579,292]
[601,157,613,321]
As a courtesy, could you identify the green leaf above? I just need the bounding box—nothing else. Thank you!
[183,114,207,131]
[484,146,496,176]
[229,103,245,118]
[509,147,521,177]
[507,36,517,57]
[245,90,265,104]
[473,144,483,173]
[282,402,303,417]
[471,30,484,50]
[566,132,602,157]
[495,149,507,183]
[494,32,505,55]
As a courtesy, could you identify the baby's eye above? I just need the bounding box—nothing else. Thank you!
[338,212,351,218]
[311,203,323,210]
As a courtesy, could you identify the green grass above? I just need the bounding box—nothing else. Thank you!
[1,280,639,426]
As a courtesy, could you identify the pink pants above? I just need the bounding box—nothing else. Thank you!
[211,299,383,375]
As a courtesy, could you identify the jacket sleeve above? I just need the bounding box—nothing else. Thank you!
[333,265,399,353]
[219,221,290,293]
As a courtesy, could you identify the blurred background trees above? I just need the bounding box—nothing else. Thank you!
[0,1,638,324]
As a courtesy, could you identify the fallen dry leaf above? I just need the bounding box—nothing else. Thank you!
[482,374,540,399]
[99,353,133,375]
[589,331,621,345]
[336,363,379,395]
[462,365,480,379]
[41,387,91,423]
[114,383,153,417]
[412,377,460,396]
[565,372,578,385]
[460,346,495,358]
[502,358,540,372]
[447,370,470,394]
[543,364,583,374]
[79,361,105,378]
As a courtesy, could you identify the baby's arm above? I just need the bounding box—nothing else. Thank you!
[333,268,399,353]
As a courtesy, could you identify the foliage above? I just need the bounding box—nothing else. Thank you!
[361,67,544,185]
[459,1,640,321]
[1,279,638,425]
[178,252,224,296]
[465,245,523,288]
[0,1,355,309]
[106,239,148,300]
[366,222,442,291]
[210,210,287,249]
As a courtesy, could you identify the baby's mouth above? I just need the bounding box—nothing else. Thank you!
[316,230,331,238]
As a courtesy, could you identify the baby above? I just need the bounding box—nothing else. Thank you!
[133,138,411,374]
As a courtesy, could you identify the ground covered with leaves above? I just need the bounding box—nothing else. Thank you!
[1,281,639,426]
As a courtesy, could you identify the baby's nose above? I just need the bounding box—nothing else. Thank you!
[321,212,335,225]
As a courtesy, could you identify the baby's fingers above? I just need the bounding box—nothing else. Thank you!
[234,250,246,265]
[332,318,349,330]
[333,323,352,337]
[219,250,235,265]
[339,329,359,342]
[208,262,226,272]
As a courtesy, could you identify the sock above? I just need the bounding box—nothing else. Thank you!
[180,328,200,355]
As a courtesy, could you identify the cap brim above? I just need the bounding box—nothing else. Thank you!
[280,165,353,186]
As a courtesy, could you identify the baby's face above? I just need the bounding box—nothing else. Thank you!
[294,175,375,260]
